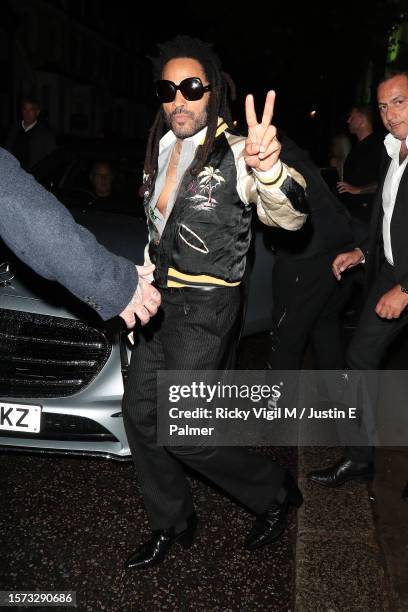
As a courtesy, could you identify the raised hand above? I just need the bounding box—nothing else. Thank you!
[119,264,161,328]
[244,90,281,172]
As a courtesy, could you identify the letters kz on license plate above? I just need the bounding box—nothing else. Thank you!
[0,402,41,433]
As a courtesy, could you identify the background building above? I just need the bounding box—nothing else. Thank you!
[0,0,153,142]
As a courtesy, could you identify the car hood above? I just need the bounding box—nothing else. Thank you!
[0,273,79,320]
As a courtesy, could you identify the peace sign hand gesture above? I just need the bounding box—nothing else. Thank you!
[244,90,281,172]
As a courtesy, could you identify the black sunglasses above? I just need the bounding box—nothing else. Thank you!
[155,77,211,103]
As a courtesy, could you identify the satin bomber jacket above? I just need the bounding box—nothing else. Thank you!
[144,125,308,288]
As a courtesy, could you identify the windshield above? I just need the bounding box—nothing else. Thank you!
[32,144,146,218]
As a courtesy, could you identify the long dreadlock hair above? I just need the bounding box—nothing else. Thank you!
[144,35,233,185]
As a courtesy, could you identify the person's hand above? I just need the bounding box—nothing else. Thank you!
[119,264,161,328]
[332,249,364,280]
[244,91,281,172]
[375,284,408,319]
[337,181,360,195]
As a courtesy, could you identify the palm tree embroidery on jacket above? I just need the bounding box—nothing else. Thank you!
[188,166,225,210]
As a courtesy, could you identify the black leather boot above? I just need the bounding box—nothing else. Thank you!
[307,458,374,488]
[245,473,303,551]
[124,513,197,570]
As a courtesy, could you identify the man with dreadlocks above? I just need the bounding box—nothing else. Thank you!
[122,35,309,570]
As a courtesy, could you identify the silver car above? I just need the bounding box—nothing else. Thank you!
[0,147,274,460]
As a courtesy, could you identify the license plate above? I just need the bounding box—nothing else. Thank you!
[0,402,41,433]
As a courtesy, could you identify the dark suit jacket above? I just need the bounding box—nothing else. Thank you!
[363,149,408,291]
[6,122,56,169]
[268,134,356,259]
[0,148,137,320]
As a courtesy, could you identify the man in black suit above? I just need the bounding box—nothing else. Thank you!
[308,70,408,487]
[266,133,356,372]
[6,97,56,170]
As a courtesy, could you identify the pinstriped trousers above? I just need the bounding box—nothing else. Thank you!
[122,286,285,531]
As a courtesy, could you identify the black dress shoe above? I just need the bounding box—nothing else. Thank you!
[245,473,303,551]
[307,458,374,488]
[124,513,197,570]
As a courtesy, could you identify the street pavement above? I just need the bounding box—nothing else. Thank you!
[0,333,297,612]
[0,449,297,611]
[0,331,406,611]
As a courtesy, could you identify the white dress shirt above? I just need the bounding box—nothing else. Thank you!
[149,124,204,237]
[382,133,408,265]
